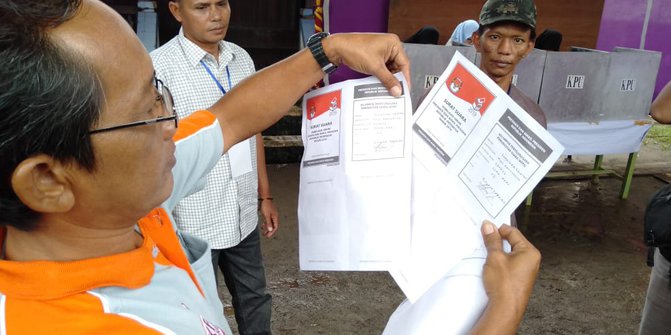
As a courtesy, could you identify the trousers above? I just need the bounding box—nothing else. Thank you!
[211,226,272,335]
[639,248,671,335]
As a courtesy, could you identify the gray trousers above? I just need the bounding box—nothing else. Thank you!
[212,226,272,335]
[639,249,671,335]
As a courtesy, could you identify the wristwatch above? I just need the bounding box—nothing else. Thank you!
[307,32,338,74]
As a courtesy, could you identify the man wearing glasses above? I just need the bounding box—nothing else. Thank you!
[0,0,540,333]
[151,1,277,333]
[0,0,407,332]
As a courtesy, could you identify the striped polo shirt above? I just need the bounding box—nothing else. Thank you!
[0,111,232,334]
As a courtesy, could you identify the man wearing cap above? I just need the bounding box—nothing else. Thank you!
[475,0,547,228]
[383,1,545,334]
[474,0,546,128]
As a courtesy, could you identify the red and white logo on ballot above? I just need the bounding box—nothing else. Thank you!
[306,90,342,120]
[445,63,495,115]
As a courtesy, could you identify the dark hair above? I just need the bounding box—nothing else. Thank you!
[476,21,537,42]
[535,28,563,51]
[0,0,104,231]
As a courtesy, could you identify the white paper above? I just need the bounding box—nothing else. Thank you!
[298,73,413,271]
[383,251,488,335]
[391,52,565,302]
[228,138,253,178]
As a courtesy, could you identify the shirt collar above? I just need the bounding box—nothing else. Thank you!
[0,226,155,300]
[177,28,234,68]
[0,208,203,300]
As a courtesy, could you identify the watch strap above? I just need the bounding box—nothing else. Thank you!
[308,32,338,74]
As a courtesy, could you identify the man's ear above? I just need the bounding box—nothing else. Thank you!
[11,155,75,214]
[472,33,482,52]
[168,1,183,23]
[524,40,536,57]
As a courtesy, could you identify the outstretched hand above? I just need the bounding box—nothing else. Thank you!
[470,221,541,335]
[322,33,411,97]
[651,80,671,124]
[481,222,540,311]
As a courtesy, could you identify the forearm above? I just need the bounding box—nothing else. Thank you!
[651,82,671,124]
[469,298,524,335]
[212,48,323,153]
[255,133,272,198]
[474,223,540,335]
[209,33,408,154]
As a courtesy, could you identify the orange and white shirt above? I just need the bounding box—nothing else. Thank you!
[0,111,231,334]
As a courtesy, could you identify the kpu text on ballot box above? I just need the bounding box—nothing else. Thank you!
[539,47,661,200]
[539,50,610,122]
[603,47,662,121]
[401,43,661,201]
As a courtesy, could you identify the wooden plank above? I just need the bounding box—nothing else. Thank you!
[388,0,605,50]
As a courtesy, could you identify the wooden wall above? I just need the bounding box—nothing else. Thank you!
[388,0,605,51]
[226,0,303,69]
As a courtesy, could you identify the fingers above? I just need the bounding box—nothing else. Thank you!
[480,220,541,325]
[373,41,411,97]
[271,214,279,230]
[373,39,410,97]
[481,220,503,254]
[260,203,279,238]
[498,224,521,243]
[262,222,274,238]
[390,43,411,91]
[265,219,278,238]
[325,33,410,97]
[496,224,541,270]
[372,68,403,97]
[485,223,526,249]
[498,224,536,254]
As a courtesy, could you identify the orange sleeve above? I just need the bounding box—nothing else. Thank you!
[173,110,218,142]
[5,294,162,334]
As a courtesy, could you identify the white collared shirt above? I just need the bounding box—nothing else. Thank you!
[151,30,258,249]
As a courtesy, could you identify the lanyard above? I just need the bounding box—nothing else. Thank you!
[200,59,232,95]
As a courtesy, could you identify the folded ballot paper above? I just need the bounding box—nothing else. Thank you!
[298,52,564,304]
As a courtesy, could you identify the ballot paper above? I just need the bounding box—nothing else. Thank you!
[390,51,565,302]
[383,253,488,335]
[298,73,413,271]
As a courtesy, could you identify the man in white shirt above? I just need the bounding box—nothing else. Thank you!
[151,1,278,333]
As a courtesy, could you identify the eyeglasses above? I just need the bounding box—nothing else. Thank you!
[89,78,178,135]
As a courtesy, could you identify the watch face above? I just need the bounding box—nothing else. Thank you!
[309,32,329,45]
[308,32,336,74]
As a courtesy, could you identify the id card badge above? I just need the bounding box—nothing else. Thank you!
[229,138,253,178]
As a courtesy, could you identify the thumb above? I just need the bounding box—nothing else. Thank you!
[482,220,503,254]
[372,67,403,97]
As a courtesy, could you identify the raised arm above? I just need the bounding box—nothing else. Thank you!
[651,81,671,124]
[469,222,541,335]
[208,33,410,153]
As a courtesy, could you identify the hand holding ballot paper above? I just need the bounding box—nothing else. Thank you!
[298,51,563,333]
[391,52,562,303]
[299,72,413,271]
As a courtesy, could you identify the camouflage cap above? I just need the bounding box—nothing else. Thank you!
[479,0,537,29]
